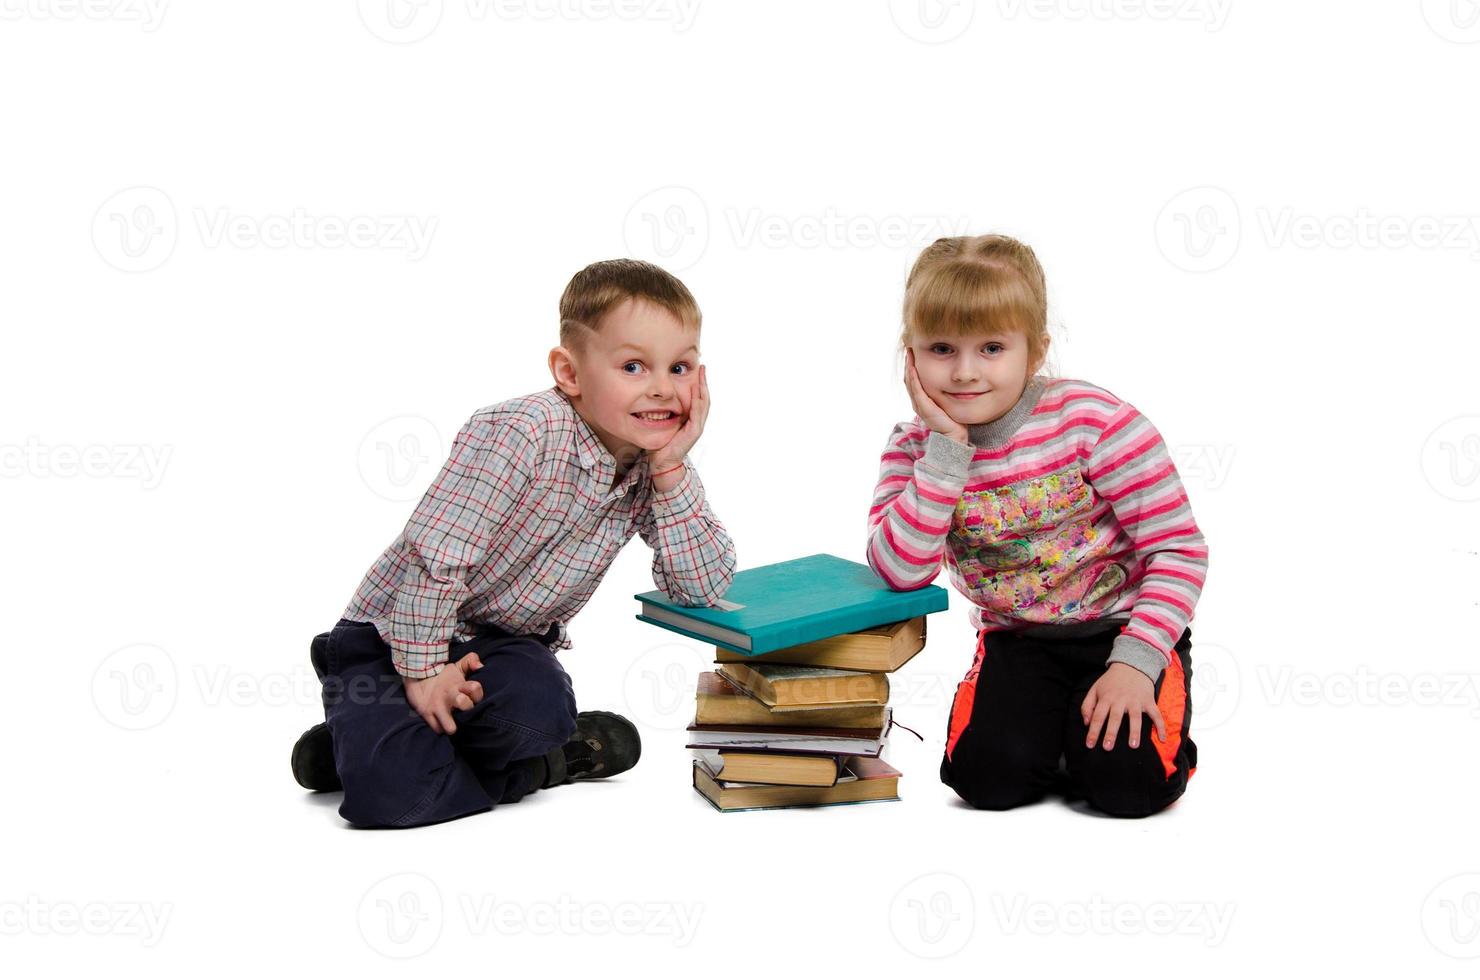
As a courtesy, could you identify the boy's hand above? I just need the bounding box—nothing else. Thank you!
[403,651,486,735]
[1081,662,1165,751]
[649,363,708,476]
[904,348,970,444]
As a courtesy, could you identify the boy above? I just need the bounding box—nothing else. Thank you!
[290,259,735,828]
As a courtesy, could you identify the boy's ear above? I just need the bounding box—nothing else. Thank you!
[549,346,581,397]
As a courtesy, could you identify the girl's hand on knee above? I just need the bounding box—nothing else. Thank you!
[1081,663,1164,751]
[404,652,485,734]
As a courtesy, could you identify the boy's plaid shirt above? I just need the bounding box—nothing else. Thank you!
[343,386,737,678]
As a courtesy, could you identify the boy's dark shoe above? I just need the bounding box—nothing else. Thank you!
[542,710,641,786]
[291,722,342,792]
[293,710,639,794]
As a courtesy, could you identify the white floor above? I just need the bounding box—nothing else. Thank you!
[17,583,1475,978]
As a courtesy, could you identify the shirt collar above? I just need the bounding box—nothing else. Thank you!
[553,387,649,490]
[554,387,610,472]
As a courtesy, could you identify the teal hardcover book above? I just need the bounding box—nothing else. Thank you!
[634,553,948,655]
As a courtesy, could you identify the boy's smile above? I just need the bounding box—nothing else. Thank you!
[551,297,701,471]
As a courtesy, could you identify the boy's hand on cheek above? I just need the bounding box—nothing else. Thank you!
[1080,662,1164,752]
[650,363,708,478]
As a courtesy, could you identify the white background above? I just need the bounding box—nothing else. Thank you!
[4,0,1479,974]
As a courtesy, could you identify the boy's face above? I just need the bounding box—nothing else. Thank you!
[552,297,701,466]
[909,327,1038,428]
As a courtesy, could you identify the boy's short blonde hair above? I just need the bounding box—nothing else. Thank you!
[559,259,701,356]
[902,234,1051,375]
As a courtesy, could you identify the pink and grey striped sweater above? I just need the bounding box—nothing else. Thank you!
[866,375,1209,682]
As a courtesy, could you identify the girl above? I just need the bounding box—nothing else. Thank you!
[866,234,1209,818]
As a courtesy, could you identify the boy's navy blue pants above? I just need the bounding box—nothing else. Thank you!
[309,619,579,829]
[940,622,1196,818]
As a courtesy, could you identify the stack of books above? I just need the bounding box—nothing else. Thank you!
[634,553,948,812]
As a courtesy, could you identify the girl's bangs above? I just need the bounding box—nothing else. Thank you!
[906,261,1037,339]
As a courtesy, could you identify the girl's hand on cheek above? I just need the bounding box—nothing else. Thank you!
[905,348,969,444]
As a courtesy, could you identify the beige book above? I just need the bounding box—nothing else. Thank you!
[694,671,889,728]
[716,661,888,708]
[692,755,902,812]
[714,616,926,673]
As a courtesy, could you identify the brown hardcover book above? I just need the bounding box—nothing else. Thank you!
[691,749,844,787]
[714,616,926,673]
[695,671,889,729]
[716,661,888,708]
[692,755,902,811]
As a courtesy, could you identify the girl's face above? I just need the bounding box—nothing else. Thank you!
[909,328,1035,428]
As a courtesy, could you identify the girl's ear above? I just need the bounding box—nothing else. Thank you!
[1031,335,1051,376]
[549,346,581,397]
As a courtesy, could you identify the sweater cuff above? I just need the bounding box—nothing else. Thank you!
[1106,634,1167,685]
[922,431,974,479]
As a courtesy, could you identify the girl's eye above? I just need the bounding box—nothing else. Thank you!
[984,343,1004,355]
[929,344,952,355]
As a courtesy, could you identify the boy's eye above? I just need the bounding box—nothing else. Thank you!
[984,343,1004,355]
[929,344,952,355]
[672,362,692,375]
[622,361,643,374]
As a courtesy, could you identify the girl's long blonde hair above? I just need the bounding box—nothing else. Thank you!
[901,234,1053,378]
